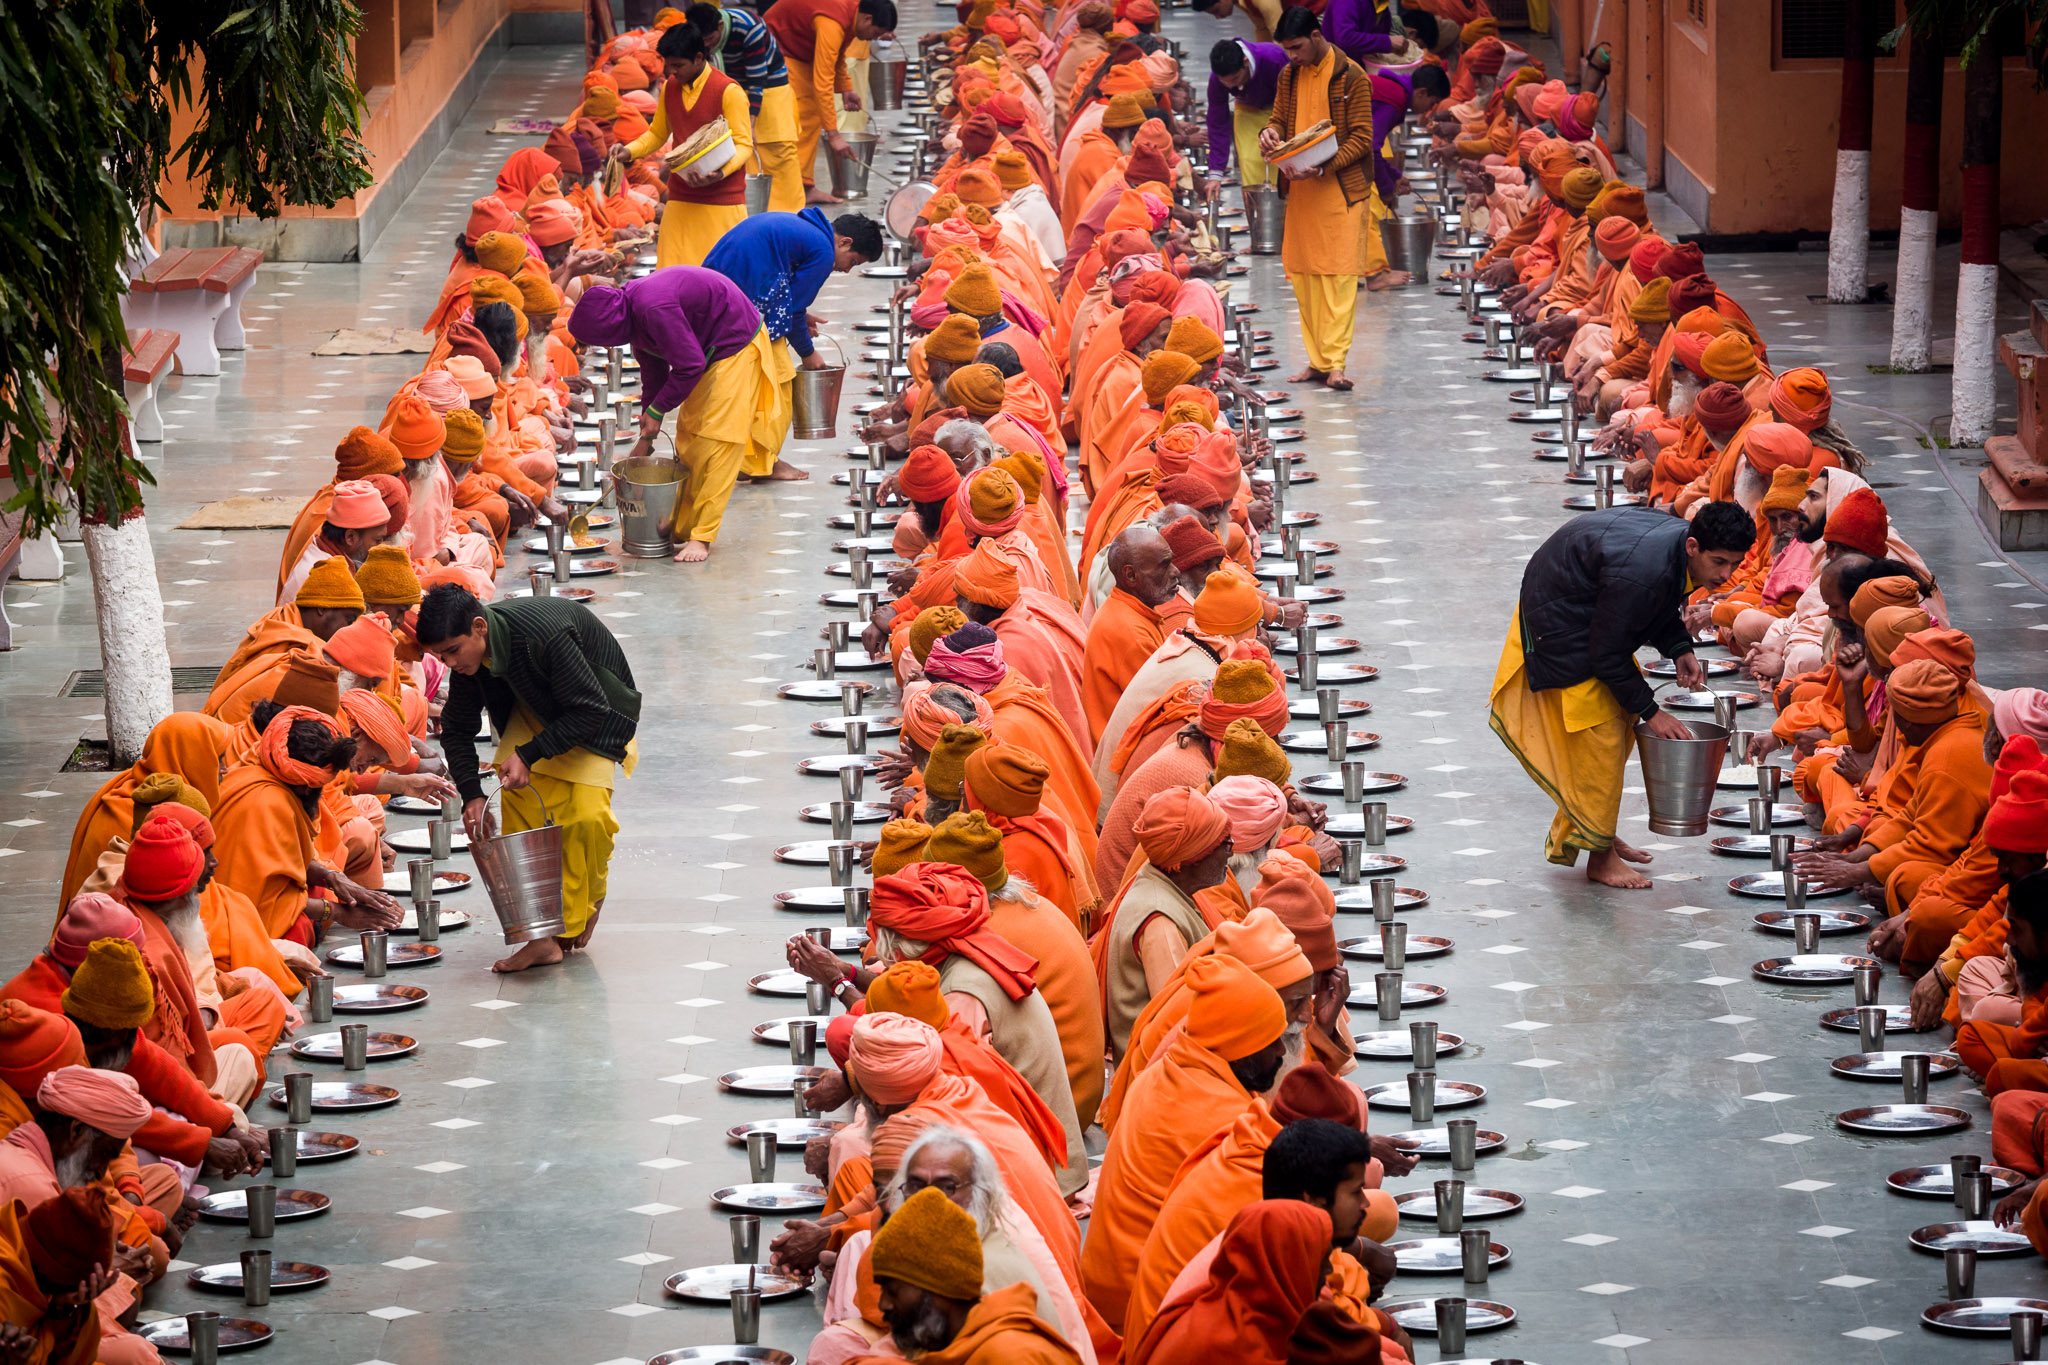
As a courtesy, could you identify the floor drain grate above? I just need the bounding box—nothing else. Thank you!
[60,666,224,698]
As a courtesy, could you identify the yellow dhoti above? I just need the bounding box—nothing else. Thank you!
[497,707,636,941]
[655,200,750,269]
[789,58,829,189]
[1362,184,1390,278]
[754,83,805,213]
[746,338,798,476]
[670,327,779,544]
[1278,51,1362,373]
[1286,270,1358,373]
[1232,104,1274,189]
[1488,609,1634,865]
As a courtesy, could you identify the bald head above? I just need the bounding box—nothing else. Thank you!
[1108,525,1178,608]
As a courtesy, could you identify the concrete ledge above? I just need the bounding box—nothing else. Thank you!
[1980,464,2048,551]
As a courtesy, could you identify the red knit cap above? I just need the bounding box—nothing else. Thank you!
[0,1001,86,1098]
[1270,1059,1364,1128]
[1987,769,2048,855]
[1161,514,1224,570]
[899,445,962,504]
[120,814,205,901]
[1157,472,1226,512]
[1822,487,1889,558]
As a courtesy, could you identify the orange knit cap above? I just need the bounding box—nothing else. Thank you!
[1164,316,1222,363]
[1195,570,1262,636]
[955,168,1004,207]
[993,150,1032,190]
[334,426,402,480]
[866,960,950,1028]
[1888,657,1964,724]
[1142,351,1201,405]
[963,742,1048,817]
[1182,952,1286,1060]
[1211,906,1312,987]
[386,396,445,462]
[925,313,985,363]
[947,362,1006,417]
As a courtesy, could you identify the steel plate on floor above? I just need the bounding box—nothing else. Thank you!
[1888,1164,2025,1199]
[198,1188,331,1222]
[386,826,469,854]
[1363,1079,1486,1110]
[1379,1298,1515,1333]
[1910,1221,2037,1257]
[1709,803,1806,828]
[753,1015,840,1045]
[796,754,876,775]
[1730,873,1854,901]
[718,1065,834,1095]
[1665,690,1761,712]
[1711,834,1816,857]
[1393,1187,1521,1221]
[1271,637,1364,659]
[1752,954,1880,984]
[266,1080,401,1112]
[325,942,440,969]
[748,971,812,998]
[1562,492,1648,509]
[1348,980,1445,1009]
[271,1131,358,1164]
[1289,697,1372,721]
[522,535,613,556]
[797,801,893,824]
[773,840,863,865]
[385,795,443,815]
[1381,1127,1508,1158]
[1821,1003,1918,1034]
[1354,1029,1464,1060]
[710,1182,828,1213]
[780,681,874,702]
[726,1117,846,1148]
[137,1317,273,1355]
[188,1260,330,1294]
[1278,728,1379,753]
[290,1031,417,1062]
[1283,662,1379,684]
[1254,559,1333,582]
[1831,1050,1962,1081]
[647,1348,795,1365]
[1752,907,1869,932]
[1328,853,1407,876]
[1323,812,1411,838]
[825,559,910,578]
[663,1265,808,1302]
[1836,1103,1972,1135]
[1258,538,1340,560]
[396,906,473,934]
[1333,885,1430,912]
[381,869,469,895]
[1922,1297,2048,1336]
[1341,934,1453,960]
[331,983,429,1013]
[1388,1236,1511,1273]
[774,887,861,911]
[1642,657,1740,677]
[533,557,619,579]
[810,716,902,739]
[1299,770,1405,796]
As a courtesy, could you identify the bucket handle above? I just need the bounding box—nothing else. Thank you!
[482,773,556,834]
[813,332,847,372]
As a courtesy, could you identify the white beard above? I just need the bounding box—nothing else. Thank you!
[1668,372,1702,419]
[1733,459,1773,516]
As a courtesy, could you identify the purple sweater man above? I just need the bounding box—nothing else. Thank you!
[567,267,763,418]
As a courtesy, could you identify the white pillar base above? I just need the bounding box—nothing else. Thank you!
[80,515,173,763]
[1827,148,1871,304]
[1889,205,1938,371]
[1951,261,2001,448]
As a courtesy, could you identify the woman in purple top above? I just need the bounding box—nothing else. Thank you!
[568,266,778,562]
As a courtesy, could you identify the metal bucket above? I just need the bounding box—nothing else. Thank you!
[829,134,878,199]
[745,174,771,215]
[792,336,848,440]
[471,788,566,944]
[869,47,908,111]
[1379,214,1437,276]
[613,454,684,558]
[1633,716,1732,837]
[1244,186,1284,255]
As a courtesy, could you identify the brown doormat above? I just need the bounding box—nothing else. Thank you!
[176,496,301,530]
[490,117,557,135]
[314,327,431,356]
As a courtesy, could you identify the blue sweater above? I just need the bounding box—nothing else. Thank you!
[702,208,836,358]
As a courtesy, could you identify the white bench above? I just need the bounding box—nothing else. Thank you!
[124,246,262,375]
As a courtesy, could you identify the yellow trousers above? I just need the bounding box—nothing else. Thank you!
[840,58,871,137]
[746,339,798,475]
[502,774,617,940]
[1232,103,1274,189]
[671,328,778,543]
[789,59,830,189]
[655,199,749,268]
[754,84,806,212]
[1362,185,1390,277]
[1487,610,1633,865]
[1287,271,1358,372]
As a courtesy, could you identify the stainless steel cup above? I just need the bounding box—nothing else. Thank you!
[838,760,866,802]
[844,887,871,928]
[529,566,551,598]
[1856,1005,1887,1055]
[1758,764,1784,803]
[853,505,873,538]
[187,1311,222,1365]
[792,1076,814,1117]
[1714,692,1739,732]
[1381,922,1408,971]
[245,1183,277,1238]
[1363,802,1388,845]
[240,1249,271,1307]
[284,1072,312,1126]
[1785,876,1808,912]
[429,818,453,860]
[814,646,837,680]
[340,1023,369,1071]
[360,931,388,979]
[829,843,857,886]
[1461,1228,1491,1286]
[1961,1170,1993,1220]
[1434,1179,1465,1234]
[2012,1309,2043,1360]
[844,719,869,755]
[746,1129,778,1183]
[1854,962,1882,1006]
[1728,728,1753,764]
[1294,550,1318,593]
[1407,1069,1436,1124]
[1411,1020,1439,1070]
[1297,647,1318,689]
[1342,761,1366,805]
[855,591,878,620]
[1593,461,1614,508]
[1339,840,1363,886]
[1324,719,1348,764]
[731,1287,763,1345]
[850,559,873,590]
[1435,1297,1467,1356]
[1946,1245,1978,1300]
[789,1018,819,1067]
[1747,797,1769,835]
[408,857,435,905]
[1952,1154,1984,1210]
[1902,1052,1931,1106]
[1769,833,1795,871]
[306,975,333,1025]
[840,683,866,719]
[806,927,832,949]
[415,899,441,943]
[1371,877,1398,924]
[1317,688,1340,725]
[1566,438,1586,478]
[827,619,851,652]
[1376,971,1403,1023]
[806,980,832,1017]
[731,1214,762,1261]
[831,801,855,842]
[1447,1118,1479,1171]
[1793,912,1819,954]
[268,1127,297,1179]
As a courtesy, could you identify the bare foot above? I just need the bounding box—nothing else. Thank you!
[567,903,603,951]
[748,459,811,483]
[1324,370,1354,392]
[1289,365,1327,384]
[674,540,711,563]
[1586,846,1653,889]
[1610,836,1655,865]
[805,187,844,205]
[1366,270,1412,292]
[493,937,565,973]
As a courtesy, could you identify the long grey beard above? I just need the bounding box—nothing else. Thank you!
[1668,372,1701,420]
[53,1141,96,1189]
[1733,459,1772,516]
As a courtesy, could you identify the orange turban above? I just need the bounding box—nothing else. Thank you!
[993,150,1032,190]
[953,541,1022,609]
[339,689,417,773]
[866,960,950,1028]
[1201,658,1288,738]
[1862,605,1933,668]
[1135,785,1231,871]
[0,1001,85,1098]
[1103,92,1148,127]
[1104,193,1155,234]
[1849,576,1920,627]
[1154,422,1203,475]
[1272,1058,1364,1126]
[1770,367,1832,432]
[1891,627,1976,685]
[900,680,996,749]
[1251,859,1338,972]
[1187,430,1241,505]
[1888,657,1963,725]
[1211,906,1312,987]
[325,613,396,680]
[1742,422,1811,475]
[1207,775,1288,855]
[1183,953,1287,1060]
[1760,466,1811,515]
[848,1012,945,1104]
[1118,302,1172,350]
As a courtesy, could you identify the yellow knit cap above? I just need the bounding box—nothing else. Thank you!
[991,450,1044,505]
[1142,351,1201,406]
[356,545,423,607]
[296,556,367,612]
[925,811,1007,890]
[966,467,1020,523]
[866,961,950,1028]
[60,939,156,1031]
[1164,317,1223,363]
[441,408,486,460]
[923,723,987,802]
[1212,716,1291,785]
[515,274,563,315]
[944,264,1004,319]
[131,773,209,830]
[925,314,985,364]
[1212,658,1278,704]
[871,1186,984,1300]
[909,608,967,664]
[473,231,528,277]
[872,819,934,877]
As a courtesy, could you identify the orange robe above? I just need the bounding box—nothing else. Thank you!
[200,881,304,997]
[1125,1101,1281,1334]
[988,672,1103,870]
[59,714,235,908]
[1061,132,1120,236]
[1077,469,1162,588]
[1082,589,1191,745]
[1865,712,1992,914]
[1958,989,2048,1097]
[0,1199,103,1365]
[995,593,1094,762]
[1079,1027,1257,1332]
[212,604,316,695]
[1077,354,1143,495]
[211,763,327,940]
[987,888,1107,1131]
[276,485,338,602]
[985,808,1097,934]
[1908,836,2004,973]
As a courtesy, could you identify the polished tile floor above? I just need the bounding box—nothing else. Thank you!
[2,30,2046,1365]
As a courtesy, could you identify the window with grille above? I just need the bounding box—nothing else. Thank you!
[1685,0,1707,24]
